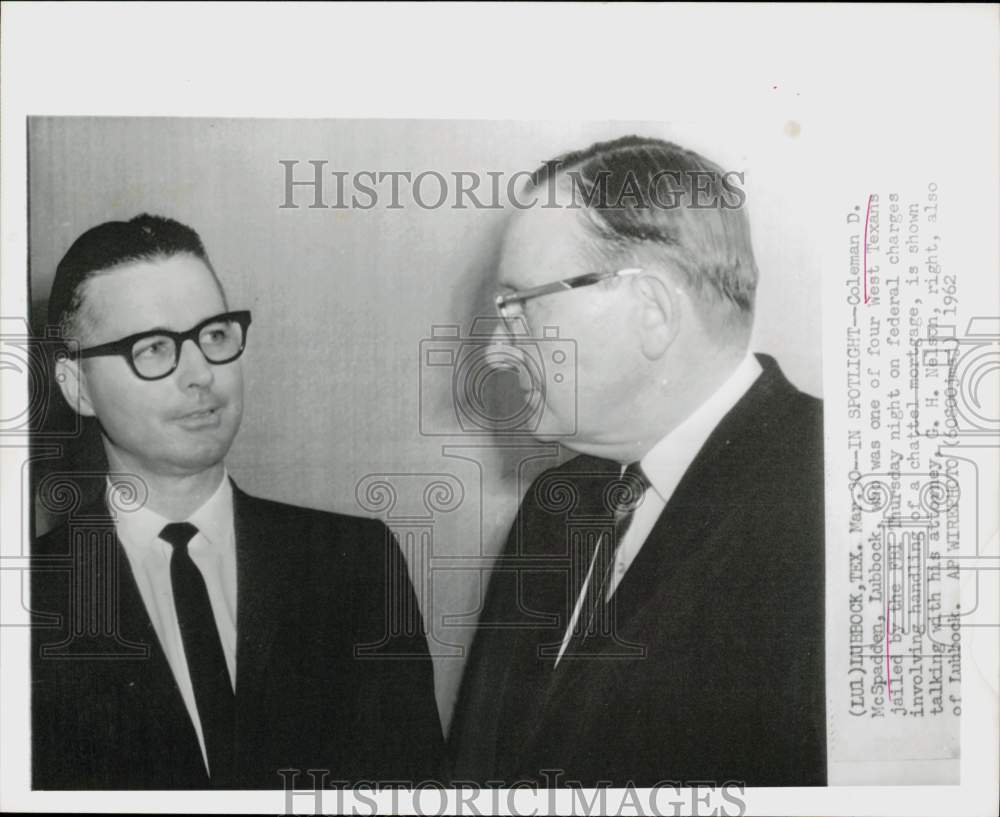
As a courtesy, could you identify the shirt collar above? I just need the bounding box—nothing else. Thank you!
[639,353,762,503]
[188,471,234,552]
[109,469,234,553]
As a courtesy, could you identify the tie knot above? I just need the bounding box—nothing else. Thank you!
[607,461,649,515]
[623,461,649,487]
[159,521,199,551]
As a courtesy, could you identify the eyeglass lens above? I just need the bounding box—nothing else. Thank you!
[130,317,245,378]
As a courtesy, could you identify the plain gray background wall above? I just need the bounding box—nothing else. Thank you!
[29,118,822,730]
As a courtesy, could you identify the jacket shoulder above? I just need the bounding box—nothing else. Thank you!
[32,495,110,556]
[765,384,824,466]
[233,489,395,574]
[236,491,387,535]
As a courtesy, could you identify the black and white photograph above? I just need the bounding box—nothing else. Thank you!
[1,4,997,816]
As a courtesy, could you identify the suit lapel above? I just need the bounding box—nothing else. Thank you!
[231,484,290,708]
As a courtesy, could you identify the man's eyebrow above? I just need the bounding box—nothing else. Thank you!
[131,325,175,335]
[124,322,192,337]
[134,314,226,335]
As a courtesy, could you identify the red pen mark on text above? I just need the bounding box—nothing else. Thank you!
[863,194,873,304]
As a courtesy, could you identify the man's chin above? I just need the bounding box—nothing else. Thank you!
[530,425,580,446]
[172,418,239,458]
[530,429,560,444]
[158,436,236,478]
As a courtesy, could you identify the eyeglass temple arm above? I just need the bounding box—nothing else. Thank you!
[496,267,642,306]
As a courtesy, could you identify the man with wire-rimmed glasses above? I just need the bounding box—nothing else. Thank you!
[32,214,444,789]
[452,136,826,787]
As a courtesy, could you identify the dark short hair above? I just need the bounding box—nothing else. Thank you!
[48,213,221,340]
[529,135,758,320]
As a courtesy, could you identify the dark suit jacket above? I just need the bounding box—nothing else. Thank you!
[31,482,444,789]
[449,355,826,787]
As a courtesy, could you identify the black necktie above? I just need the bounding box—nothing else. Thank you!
[566,461,650,653]
[160,521,235,783]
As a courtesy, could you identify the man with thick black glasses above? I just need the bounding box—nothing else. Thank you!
[31,214,444,789]
[451,136,826,787]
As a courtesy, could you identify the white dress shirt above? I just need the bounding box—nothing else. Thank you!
[555,353,763,664]
[109,471,238,770]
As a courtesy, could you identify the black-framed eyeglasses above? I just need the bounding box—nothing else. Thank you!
[494,268,642,321]
[66,310,253,381]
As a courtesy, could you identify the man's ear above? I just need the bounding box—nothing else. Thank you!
[54,356,97,418]
[633,273,681,360]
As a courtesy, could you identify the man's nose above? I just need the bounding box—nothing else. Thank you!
[175,338,214,388]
